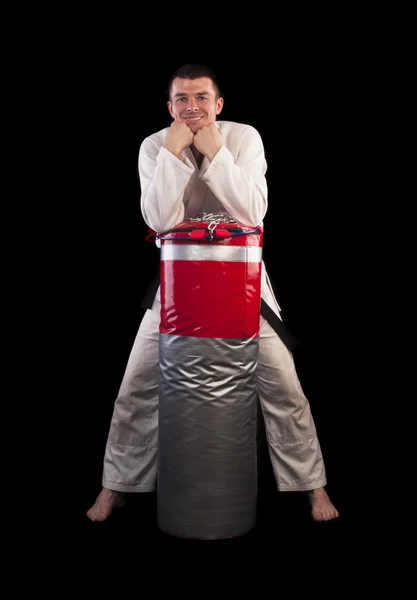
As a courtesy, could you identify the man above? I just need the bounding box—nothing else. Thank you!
[87,63,339,524]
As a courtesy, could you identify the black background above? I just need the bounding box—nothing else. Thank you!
[40,23,378,565]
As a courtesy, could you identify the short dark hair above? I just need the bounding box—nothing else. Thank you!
[167,63,223,100]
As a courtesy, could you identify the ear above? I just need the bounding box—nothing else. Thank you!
[167,101,175,119]
[216,97,224,116]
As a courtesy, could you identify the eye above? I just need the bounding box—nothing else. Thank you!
[197,96,208,101]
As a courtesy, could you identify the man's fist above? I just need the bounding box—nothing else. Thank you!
[193,124,222,162]
[163,121,195,160]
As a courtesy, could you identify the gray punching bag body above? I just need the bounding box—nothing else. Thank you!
[155,215,263,540]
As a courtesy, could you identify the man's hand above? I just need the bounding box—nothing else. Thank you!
[163,120,194,160]
[193,124,222,162]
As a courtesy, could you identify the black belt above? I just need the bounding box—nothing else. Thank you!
[140,270,300,352]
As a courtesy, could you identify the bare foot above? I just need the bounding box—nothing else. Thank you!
[86,488,125,522]
[307,487,339,522]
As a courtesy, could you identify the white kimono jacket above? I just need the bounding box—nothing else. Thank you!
[138,120,282,318]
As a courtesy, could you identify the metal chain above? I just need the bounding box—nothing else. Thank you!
[186,213,237,239]
[186,212,237,224]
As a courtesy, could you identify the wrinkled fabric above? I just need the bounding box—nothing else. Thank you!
[138,121,282,319]
[102,119,327,502]
[157,335,258,539]
[103,292,326,495]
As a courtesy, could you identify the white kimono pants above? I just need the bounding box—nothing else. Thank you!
[102,295,327,493]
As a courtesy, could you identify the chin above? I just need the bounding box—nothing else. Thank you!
[191,122,206,133]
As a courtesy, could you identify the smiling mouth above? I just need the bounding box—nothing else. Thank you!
[184,116,203,121]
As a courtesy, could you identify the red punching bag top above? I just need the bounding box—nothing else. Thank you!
[156,214,263,340]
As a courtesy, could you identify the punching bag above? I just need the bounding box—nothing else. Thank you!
[155,215,263,540]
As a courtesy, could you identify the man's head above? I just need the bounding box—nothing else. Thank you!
[167,64,224,132]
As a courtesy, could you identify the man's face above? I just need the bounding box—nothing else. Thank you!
[168,77,224,132]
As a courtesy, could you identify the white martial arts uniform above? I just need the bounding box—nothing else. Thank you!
[102,120,327,493]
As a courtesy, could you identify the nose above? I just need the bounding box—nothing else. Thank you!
[185,98,198,111]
